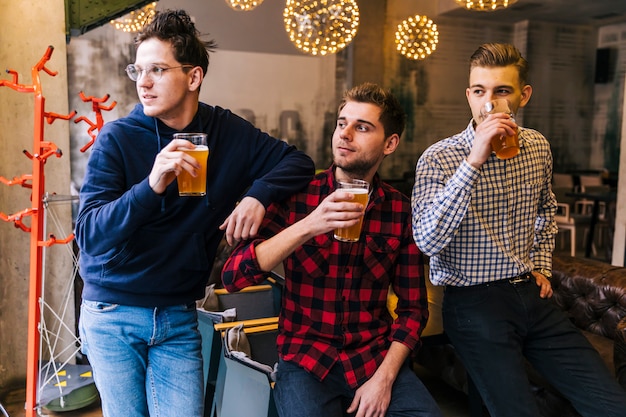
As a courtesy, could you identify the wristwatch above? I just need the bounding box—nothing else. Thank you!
[534,268,552,279]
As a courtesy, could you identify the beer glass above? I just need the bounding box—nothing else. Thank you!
[334,179,369,242]
[175,133,209,196]
[480,98,520,160]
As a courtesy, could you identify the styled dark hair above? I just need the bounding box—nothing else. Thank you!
[469,43,529,86]
[135,9,217,77]
[338,82,406,138]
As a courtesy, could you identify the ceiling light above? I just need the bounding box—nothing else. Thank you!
[225,0,265,11]
[110,2,157,33]
[284,0,360,56]
[455,0,519,12]
[395,15,439,60]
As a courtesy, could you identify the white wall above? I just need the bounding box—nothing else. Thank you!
[202,50,336,162]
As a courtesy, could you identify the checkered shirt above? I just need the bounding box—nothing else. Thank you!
[411,121,558,287]
[223,168,428,388]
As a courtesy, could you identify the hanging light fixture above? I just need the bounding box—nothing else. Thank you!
[283,0,360,56]
[395,15,439,60]
[454,0,519,12]
[225,0,265,11]
[110,2,157,33]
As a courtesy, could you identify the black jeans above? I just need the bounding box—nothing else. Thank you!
[443,279,626,417]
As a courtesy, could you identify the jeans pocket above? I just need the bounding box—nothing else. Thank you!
[81,299,119,313]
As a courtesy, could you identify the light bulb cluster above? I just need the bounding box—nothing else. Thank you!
[110,2,157,33]
[225,0,265,12]
[454,0,518,12]
[395,15,439,60]
[283,0,359,56]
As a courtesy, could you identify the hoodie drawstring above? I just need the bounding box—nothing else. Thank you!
[154,118,166,213]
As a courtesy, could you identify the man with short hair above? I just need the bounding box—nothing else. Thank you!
[75,9,314,417]
[223,83,442,417]
[412,42,626,417]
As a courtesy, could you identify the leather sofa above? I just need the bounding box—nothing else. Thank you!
[415,255,626,417]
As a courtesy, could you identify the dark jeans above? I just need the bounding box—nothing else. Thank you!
[443,278,626,417]
[273,358,443,417]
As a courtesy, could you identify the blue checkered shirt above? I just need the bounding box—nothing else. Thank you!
[412,121,558,287]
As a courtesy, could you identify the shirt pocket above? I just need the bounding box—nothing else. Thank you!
[513,180,544,216]
[362,235,401,283]
[521,181,543,200]
[296,233,332,278]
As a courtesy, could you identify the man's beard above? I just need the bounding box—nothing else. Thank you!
[334,156,376,179]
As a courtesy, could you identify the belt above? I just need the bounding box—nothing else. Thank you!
[446,272,533,292]
[505,272,533,284]
[482,272,533,286]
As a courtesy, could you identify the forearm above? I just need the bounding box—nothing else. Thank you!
[245,145,314,208]
[254,216,317,271]
[375,341,411,383]
[222,221,316,290]
[76,178,161,256]
[222,201,319,289]
[532,160,557,268]
[347,341,412,415]
[412,159,477,255]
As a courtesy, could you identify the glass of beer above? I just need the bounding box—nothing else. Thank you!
[480,98,520,160]
[175,133,209,196]
[334,179,369,242]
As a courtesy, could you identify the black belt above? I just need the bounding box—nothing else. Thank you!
[446,272,533,292]
[503,272,533,284]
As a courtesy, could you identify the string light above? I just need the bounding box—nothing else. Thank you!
[225,0,265,11]
[455,0,519,12]
[283,0,360,56]
[395,15,439,60]
[110,2,157,33]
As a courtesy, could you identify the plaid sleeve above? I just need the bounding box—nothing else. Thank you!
[390,199,428,350]
[221,200,288,292]
[530,134,558,269]
[412,150,479,256]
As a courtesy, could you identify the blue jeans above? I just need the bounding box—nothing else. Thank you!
[443,279,626,417]
[273,358,443,417]
[79,300,204,417]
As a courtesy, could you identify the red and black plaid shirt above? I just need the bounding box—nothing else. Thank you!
[222,168,428,388]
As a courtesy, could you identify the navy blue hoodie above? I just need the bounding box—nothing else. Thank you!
[75,103,314,307]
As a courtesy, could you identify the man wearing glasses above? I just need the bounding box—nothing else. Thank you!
[74,9,314,417]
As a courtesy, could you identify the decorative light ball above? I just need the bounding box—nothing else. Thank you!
[225,0,265,12]
[283,0,360,56]
[395,15,439,60]
[110,2,157,33]
[455,0,519,12]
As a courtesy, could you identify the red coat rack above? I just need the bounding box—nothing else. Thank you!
[0,45,114,417]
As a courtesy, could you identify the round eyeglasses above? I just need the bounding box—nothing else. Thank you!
[125,64,194,82]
